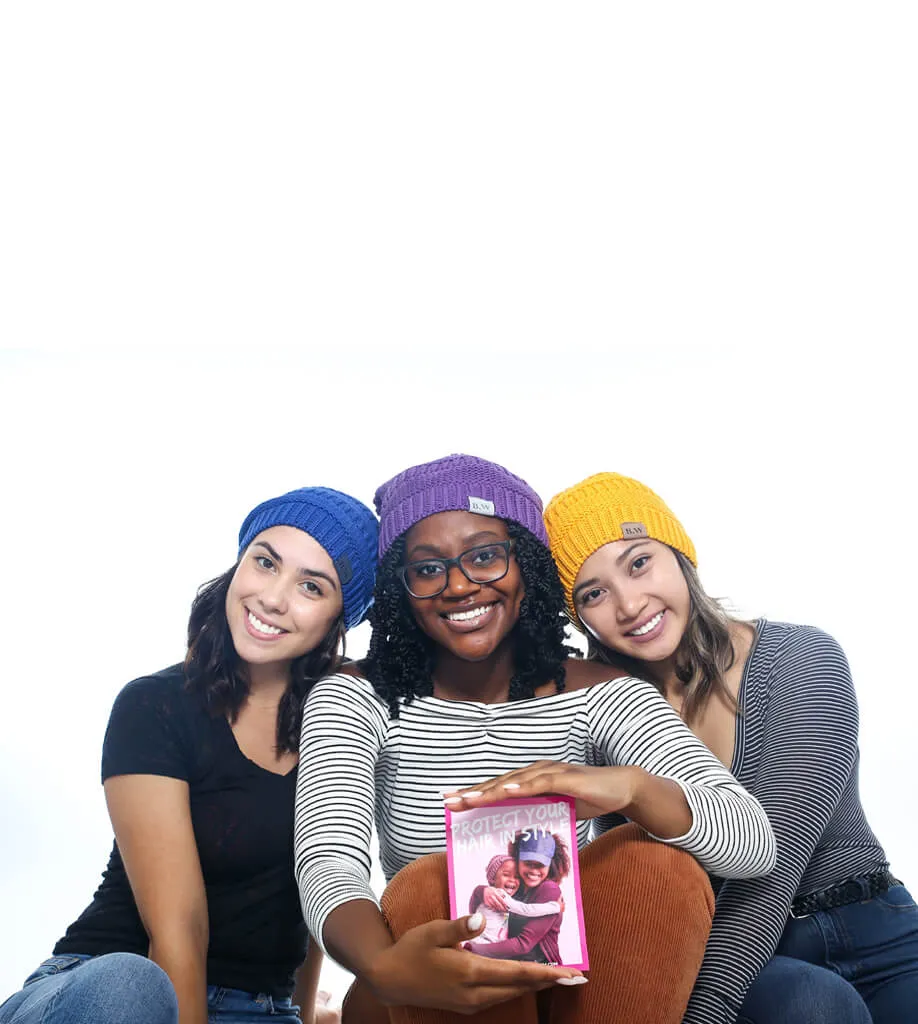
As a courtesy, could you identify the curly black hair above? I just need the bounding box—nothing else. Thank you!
[364,520,574,718]
[184,565,345,754]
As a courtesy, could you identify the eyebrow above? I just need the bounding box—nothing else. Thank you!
[406,531,503,560]
[253,541,339,591]
[571,543,651,600]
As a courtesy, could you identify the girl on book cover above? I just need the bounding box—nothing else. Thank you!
[465,833,570,964]
[464,850,562,950]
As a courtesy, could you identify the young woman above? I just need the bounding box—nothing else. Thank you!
[294,454,776,1024]
[0,486,378,1024]
[544,471,918,1024]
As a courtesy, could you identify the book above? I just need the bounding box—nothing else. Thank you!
[445,795,589,969]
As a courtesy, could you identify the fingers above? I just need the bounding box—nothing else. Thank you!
[419,913,487,948]
[444,761,572,808]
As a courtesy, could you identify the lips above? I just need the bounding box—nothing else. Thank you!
[439,601,498,632]
[624,609,666,644]
[244,607,288,641]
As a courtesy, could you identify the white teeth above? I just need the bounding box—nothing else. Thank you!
[628,611,663,636]
[248,610,283,635]
[445,604,493,622]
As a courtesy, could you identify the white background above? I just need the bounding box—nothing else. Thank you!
[1,0,915,1007]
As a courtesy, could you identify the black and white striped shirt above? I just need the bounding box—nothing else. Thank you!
[681,620,888,1023]
[294,670,776,956]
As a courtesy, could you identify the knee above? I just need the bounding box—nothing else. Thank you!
[75,954,178,1024]
[583,824,715,919]
[742,957,871,1024]
[382,853,449,939]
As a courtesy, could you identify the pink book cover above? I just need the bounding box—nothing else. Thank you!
[445,796,589,970]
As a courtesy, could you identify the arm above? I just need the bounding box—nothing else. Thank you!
[502,894,562,918]
[105,774,208,1024]
[293,942,338,1024]
[447,676,775,879]
[295,675,583,1014]
[683,627,862,1024]
[467,882,561,958]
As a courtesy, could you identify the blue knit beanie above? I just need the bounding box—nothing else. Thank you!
[238,487,378,631]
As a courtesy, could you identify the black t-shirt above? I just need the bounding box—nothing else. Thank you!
[54,665,307,997]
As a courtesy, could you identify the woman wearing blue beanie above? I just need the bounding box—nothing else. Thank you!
[0,486,378,1024]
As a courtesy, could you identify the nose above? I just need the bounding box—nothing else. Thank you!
[614,579,647,623]
[443,563,479,598]
[258,574,289,615]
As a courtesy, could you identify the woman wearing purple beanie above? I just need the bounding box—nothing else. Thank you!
[294,455,776,1024]
[0,486,379,1024]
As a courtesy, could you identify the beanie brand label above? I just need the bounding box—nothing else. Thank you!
[333,553,354,586]
[468,496,495,516]
[621,522,648,539]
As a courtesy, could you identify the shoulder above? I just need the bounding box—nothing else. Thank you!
[110,664,194,717]
[531,879,562,900]
[304,670,389,726]
[756,620,850,675]
[562,657,630,693]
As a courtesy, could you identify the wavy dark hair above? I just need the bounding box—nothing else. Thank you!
[509,829,571,884]
[585,549,740,725]
[364,520,574,718]
[184,565,345,754]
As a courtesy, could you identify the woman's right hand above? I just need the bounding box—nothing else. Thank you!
[364,913,585,1014]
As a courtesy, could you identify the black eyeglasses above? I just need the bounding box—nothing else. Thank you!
[399,541,514,599]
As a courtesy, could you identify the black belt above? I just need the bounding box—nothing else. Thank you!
[790,868,900,919]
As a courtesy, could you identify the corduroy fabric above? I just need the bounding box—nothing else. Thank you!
[373,454,548,558]
[342,824,714,1024]
[237,487,378,631]
[544,473,697,624]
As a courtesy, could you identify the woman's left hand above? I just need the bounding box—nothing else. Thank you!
[312,991,340,1024]
[444,760,646,820]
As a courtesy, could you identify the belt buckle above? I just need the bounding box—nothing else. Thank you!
[789,903,812,920]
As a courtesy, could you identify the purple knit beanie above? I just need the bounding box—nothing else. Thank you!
[373,454,549,558]
[486,854,515,886]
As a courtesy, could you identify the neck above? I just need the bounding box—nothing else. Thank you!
[433,643,516,704]
[244,661,292,707]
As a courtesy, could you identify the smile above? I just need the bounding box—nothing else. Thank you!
[444,604,495,623]
[627,611,664,637]
[247,609,286,636]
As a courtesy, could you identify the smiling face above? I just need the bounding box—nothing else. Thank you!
[572,538,690,671]
[402,510,525,664]
[225,525,344,675]
[518,859,550,888]
[493,858,520,895]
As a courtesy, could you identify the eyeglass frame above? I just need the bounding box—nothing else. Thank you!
[398,540,515,599]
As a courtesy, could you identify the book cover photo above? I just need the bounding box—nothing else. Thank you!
[445,795,589,970]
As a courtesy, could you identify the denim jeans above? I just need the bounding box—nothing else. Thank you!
[738,883,918,1023]
[0,953,302,1024]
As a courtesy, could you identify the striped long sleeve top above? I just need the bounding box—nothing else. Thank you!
[680,621,888,1024]
[294,670,776,956]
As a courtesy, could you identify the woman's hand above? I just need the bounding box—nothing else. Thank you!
[481,886,508,911]
[444,760,693,838]
[364,912,585,1013]
[444,760,645,819]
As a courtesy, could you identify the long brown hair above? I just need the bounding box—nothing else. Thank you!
[586,549,740,724]
[184,565,345,753]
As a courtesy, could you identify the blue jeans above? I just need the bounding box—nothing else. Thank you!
[738,883,918,1023]
[0,953,302,1024]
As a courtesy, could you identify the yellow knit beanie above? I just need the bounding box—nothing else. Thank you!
[544,473,697,624]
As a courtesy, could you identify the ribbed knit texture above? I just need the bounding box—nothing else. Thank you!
[544,473,697,622]
[237,486,378,630]
[344,825,714,1024]
[373,454,548,557]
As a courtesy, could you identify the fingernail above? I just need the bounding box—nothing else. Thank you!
[444,797,462,804]
[556,976,588,986]
[502,783,521,790]
[462,790,483,798]
[468,912,484,931]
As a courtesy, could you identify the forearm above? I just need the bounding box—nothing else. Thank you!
[321,899,396,995]
[148,933,209,1024]
[294,942,325,1024]
[503,896,561,917]
[619,766,692,838]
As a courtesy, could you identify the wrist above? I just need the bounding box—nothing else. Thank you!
[615,765,649,817]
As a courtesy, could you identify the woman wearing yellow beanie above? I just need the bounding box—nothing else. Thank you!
[544,473,918,1024]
